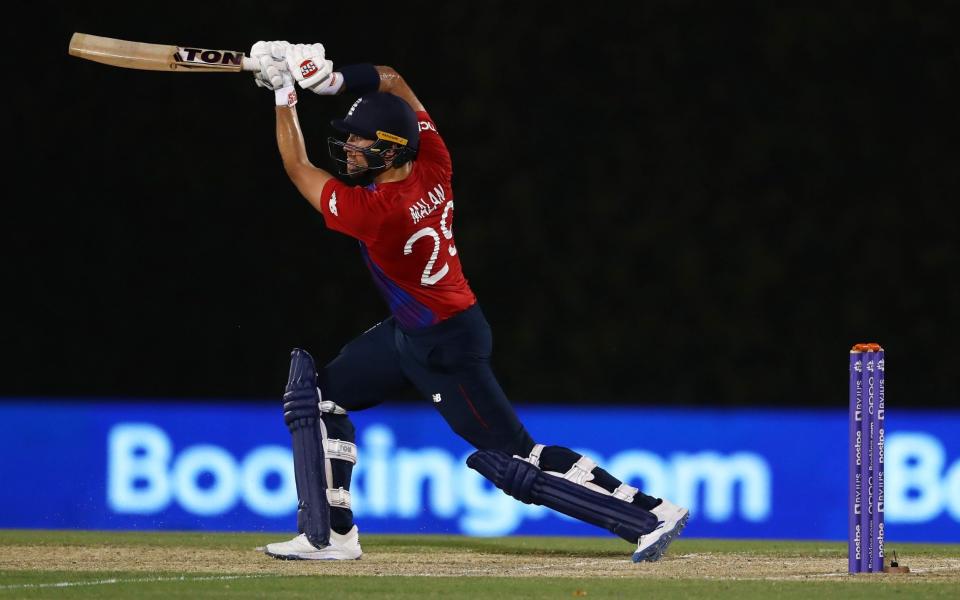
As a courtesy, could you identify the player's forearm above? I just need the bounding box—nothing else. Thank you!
[375,66,405,93]
[275,106,331,213]
[275,106,312,169]
[375,66,425,112]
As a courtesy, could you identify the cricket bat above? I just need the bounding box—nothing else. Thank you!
[68,32,259,73]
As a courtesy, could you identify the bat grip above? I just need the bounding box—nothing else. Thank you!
[241,56,260,72]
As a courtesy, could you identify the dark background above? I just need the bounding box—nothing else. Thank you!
[4,2,958,407]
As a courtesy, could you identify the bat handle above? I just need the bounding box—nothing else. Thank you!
[241,56,260,72]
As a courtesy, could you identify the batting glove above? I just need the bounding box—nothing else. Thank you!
[250,41,292,90]
[285,43,334,92]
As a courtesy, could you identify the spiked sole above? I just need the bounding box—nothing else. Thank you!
[265,550,362,561]
[631,511,690,563]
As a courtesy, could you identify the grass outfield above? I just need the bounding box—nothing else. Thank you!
[1,530,958,598]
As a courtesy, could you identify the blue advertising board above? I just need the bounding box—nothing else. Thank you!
[0,400,957,541]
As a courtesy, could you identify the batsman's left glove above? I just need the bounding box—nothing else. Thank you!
[250,41,293,90]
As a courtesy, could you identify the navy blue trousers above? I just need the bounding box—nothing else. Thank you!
[318,304,535,456]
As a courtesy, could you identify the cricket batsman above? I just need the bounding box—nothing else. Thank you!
[249,41,689,562]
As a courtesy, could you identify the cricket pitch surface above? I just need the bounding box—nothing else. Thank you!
[1,530,958,598]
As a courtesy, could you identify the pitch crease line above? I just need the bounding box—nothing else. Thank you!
[0,574,269,591]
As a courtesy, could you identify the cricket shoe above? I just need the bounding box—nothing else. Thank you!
[264,526,362,560]
[631,499,689,563]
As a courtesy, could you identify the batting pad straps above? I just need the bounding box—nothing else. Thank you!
[316,407,357,519]
[562,457,597,485]
[517,443,545,467]
[613,483,639,502]
[467,450,658,544]
[319,400,347,415]
[327,487,352,509]
[325,439,357,464]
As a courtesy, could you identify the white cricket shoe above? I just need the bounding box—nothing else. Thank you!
[264,526,362,560]
[632,499,690,563]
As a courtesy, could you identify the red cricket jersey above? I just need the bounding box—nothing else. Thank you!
[319,111,477,330]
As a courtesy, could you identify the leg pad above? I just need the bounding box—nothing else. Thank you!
[283,348,330,549]
[467,449,658,543]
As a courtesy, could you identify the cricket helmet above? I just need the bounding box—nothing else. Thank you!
[328,92,420,174]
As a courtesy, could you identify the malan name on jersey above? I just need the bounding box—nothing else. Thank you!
[408,183,447,225]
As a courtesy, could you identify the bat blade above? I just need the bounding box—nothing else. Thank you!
[69,33,258,72]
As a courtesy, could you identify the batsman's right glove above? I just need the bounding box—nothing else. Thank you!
[285,43,334,92]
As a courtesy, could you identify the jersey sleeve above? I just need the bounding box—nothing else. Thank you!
[415,111,452,175]
[319,178,383,242]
